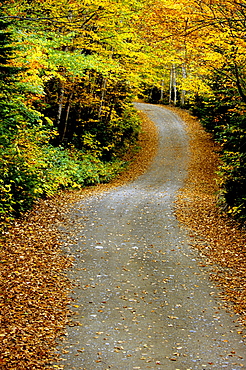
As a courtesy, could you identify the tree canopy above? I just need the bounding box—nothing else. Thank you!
[1,0,246,224]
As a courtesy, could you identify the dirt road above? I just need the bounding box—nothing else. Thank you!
[59,103,245,369]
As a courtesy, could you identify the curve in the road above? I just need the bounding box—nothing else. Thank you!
[59,103,245,370]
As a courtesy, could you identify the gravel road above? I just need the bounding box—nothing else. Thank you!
[60,103,245,369]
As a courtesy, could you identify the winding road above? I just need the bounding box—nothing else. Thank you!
[60,103,245,369]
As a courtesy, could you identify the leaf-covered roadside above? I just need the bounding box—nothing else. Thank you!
[0,111,158,369]
[171,107,246,334]
[0,197,72,369]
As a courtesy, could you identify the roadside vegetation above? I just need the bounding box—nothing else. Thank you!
[171,106,246,337]
[1,0,246,228]
[0,0,143,230]
[1,1,246,368]
[0,0,245,226]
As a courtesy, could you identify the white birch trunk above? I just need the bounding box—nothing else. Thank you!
[169,64,177,105]
[173,64,177,105]
[160,79,164,101]
[181,64,187,106]
[61,92,73,143]
[57,85,64,129]
[169,67,173,104]
[98,78,107,118]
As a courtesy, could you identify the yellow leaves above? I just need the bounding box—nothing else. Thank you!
[137,0,246,93]
[174,106,246,329]
[180,75,213,96]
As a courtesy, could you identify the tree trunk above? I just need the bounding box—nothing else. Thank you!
[57,83,64,130]
[169,64,177,105]
[173,64,177,105]
[234,62,246,103]
[160,79,164,101]
[181,64,187,106]
[169,67,173,104]
[61,92,73,144]
[98,77,107,118]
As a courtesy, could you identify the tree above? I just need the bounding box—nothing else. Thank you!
[1,0,246,221]
[0,0,155,225]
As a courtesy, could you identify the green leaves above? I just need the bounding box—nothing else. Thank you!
[191,69,246,220]
[1,0,245,223]
[0,0,147,228]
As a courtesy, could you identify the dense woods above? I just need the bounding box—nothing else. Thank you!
[1,0,246,227]
[1,1,246,369]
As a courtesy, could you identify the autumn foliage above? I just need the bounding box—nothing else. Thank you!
[1,0,246,222]
[141,0,246,220]
[1,0,246,368]
[0,0,145,228]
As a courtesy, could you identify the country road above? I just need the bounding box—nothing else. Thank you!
[59,103,245,369]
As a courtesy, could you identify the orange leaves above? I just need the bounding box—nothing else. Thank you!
[137,0,246,100]
[173,106,246,330]
[0,110,157,369]
[0,198,72,369]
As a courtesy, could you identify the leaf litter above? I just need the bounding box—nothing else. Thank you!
[0,110,158,369]
[168,106,246,335]
[1,104,245,369]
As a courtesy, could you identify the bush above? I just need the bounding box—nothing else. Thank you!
[0,105,140,230]
[192,91,246,221]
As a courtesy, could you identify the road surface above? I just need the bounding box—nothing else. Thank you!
[59,103,245,369]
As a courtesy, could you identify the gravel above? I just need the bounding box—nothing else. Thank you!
[58,103,245,370]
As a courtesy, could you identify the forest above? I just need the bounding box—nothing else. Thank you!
[1,0,246,227]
